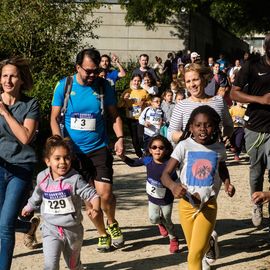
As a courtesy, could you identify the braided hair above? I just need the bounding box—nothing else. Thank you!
[179,105,221,143]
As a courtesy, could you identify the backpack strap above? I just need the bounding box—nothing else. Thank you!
[59,76,73,137]
[61,76,73,117]
[144,107,151,121]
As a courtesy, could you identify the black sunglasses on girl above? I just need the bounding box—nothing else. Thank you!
[150,145,165,150]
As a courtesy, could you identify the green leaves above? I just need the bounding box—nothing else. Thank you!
[0,0,101,76]
[121,0,270,36]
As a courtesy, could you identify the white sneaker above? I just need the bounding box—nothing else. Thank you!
[202,256,211,270]
[252,204,263,227]
[205,230,219,264]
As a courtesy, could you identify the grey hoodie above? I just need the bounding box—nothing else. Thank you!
[24,168,98,227]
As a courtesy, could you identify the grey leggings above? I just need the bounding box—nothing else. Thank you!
[42,223,84,270]
[148,201,176,239]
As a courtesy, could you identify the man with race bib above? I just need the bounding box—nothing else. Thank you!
[50,48,125,252]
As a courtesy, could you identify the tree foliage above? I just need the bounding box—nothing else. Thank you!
[0,0,101,77]
[119,0,270,36]
[0,0,102,147]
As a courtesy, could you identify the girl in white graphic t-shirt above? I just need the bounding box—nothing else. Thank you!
[161,105,235,270]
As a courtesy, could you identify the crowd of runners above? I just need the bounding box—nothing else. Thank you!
[1,33,270,270]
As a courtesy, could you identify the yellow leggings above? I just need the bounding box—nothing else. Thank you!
[179,197,217,270]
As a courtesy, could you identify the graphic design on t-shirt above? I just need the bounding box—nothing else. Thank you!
[186,151,217,187]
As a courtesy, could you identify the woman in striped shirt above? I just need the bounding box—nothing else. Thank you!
[168,63,233,144]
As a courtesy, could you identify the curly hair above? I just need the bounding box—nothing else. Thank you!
[180,105,221,143]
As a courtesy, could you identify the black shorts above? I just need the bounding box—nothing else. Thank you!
[73,147,114,184]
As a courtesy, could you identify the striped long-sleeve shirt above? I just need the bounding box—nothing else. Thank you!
[167,95,233,142]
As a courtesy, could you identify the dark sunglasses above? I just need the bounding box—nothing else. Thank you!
[150,145,165,150]
[80,66,99,75]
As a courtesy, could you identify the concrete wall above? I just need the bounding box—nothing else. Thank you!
[83,5,249,65]
[84,4,184,64]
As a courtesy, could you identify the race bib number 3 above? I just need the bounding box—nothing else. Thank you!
[43,189,75,215]
[70,113,96,131]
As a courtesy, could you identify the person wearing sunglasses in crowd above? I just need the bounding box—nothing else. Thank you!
[118,135,180,254]
[50,48,125,253]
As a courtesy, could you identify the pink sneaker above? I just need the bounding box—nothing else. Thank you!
[158,224,168,237]
[169,238,179,253]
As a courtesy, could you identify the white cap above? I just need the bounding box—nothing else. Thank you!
[191,52,200,58]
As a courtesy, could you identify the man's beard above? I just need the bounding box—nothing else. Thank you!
[83,76,95,86]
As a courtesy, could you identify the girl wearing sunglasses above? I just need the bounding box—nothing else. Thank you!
[118,135,179,254]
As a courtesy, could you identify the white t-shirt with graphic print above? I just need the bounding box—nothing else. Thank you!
[171,137,226,207]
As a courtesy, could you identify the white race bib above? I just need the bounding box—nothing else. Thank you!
[70,113,96,131]
[43,189,75,215]
[146,178,166,199]
[131,106,141,118]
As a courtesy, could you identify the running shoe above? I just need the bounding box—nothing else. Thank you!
[169,237,179,253]
[107,222,124,248]
[23,216,40,250]
[202,256,211,270]
[205,230,219,264]
[252,204,263,227]
[158,224,168,237]
[97,234,111,252]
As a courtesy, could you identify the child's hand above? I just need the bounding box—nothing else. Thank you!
[171,183,187,198]
[252,191,270,205]
[225,183,236,197]
[86,196,100,219]
[123,93,130,100]
[21,207,32,217]
[87,208,100,219]
[145,121,151,127]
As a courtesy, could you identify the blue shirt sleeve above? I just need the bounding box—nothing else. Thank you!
[103,79,116,106]
[51,77,67,107]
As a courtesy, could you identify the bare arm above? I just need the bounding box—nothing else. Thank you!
[218,161,235,197]
[107,105,125,156]
[111,54,126,78]
[171,131,183,144]
[231,85,270,105]
[50,106,62,136]
[115,60,126,78]
[161,158,186,198]
[0,102,38,145]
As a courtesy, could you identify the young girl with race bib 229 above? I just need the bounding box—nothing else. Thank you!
[119,135,180,254]
[161,105,235,270]
[21,135,100,270]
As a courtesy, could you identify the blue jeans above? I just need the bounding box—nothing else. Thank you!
[0,161,34,270]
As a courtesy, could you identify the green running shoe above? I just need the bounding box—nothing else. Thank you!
[107,222,124,248]
[97,234,111,252]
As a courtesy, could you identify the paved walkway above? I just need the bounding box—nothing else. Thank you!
[12,149,270,270]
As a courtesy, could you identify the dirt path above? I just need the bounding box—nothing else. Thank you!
[12,150,270,270]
